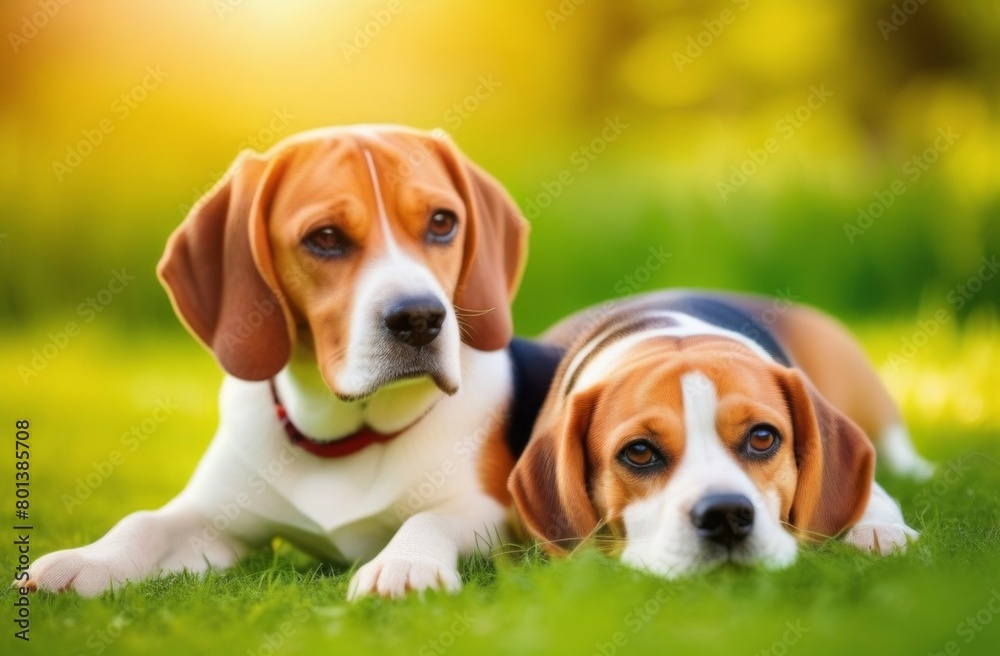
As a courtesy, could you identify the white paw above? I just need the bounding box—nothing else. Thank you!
[844,522,919,555]
[17,547,146,598]
[347,556,461,601]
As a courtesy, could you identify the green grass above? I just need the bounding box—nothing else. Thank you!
[2,325,999,655]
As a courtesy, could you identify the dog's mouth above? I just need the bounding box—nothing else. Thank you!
[695,542,755,567]
[628,542,770,580]
[332,368,457,402]
[688,530,798,572]
[316,329,462,402]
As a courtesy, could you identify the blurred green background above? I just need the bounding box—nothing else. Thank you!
[3,0,999,323]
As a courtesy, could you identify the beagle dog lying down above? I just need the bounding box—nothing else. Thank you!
[23,125,529,599]
[509,291,932,576]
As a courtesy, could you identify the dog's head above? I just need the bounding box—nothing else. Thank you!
[159,125,527,400]
[509,327,874,576]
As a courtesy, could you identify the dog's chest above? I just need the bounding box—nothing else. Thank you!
[191,349,512,562]
[276,403,493,529]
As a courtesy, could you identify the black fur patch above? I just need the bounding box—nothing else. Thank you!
[506,337,566,458]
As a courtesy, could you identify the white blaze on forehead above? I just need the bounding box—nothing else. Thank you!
[680,371,726,465]
[362,147,401,257]
[567,311,775,395]
[676,371,770,503]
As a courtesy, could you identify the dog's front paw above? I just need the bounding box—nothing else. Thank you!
[347,556,462,601]
[844,522,919,555]
[16,547,144,598]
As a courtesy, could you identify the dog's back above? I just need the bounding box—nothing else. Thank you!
[538,289,929,476]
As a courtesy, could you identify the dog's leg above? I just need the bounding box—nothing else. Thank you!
[877,424,935,480]
[21,382,277,597]
[20,498,252,597]
[347,500,505,600]
[843,481,919,555]
[20,378,307,596]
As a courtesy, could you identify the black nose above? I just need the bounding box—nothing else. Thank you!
[382,297,446,348]
[690,493,755,548]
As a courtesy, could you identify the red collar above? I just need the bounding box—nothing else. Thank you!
[269,380,404,458]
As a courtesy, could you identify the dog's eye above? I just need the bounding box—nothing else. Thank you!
[619,440,663,469]
[303,226,350,258]
[744,425,780,457]
[426,210,458,244]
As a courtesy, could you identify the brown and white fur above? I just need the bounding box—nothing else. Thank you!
[509,291,931,577]
[21,125,528,599]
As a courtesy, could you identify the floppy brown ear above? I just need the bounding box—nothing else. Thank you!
[436,137,529,351]
[781,368,875,540]
[157,152,293,381]
[508,388,600,554]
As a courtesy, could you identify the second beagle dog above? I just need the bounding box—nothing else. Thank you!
[509,291,930,577]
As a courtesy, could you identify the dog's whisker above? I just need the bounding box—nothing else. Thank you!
[780,521,836,541]
[455,317,476,341]
[453,305,495,318]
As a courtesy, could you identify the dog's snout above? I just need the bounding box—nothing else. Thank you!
[382,297,446,348]
[690,493,755,548]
